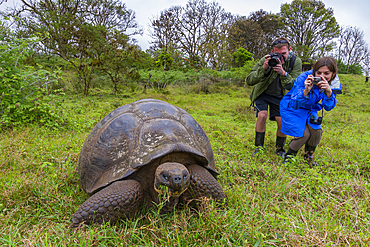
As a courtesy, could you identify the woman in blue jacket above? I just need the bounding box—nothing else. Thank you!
[280,57,341,165]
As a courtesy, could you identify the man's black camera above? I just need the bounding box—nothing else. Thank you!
[268,53,283,67]
[309,115,322,125]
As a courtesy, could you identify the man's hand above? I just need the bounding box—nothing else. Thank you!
[263,54,271,71]
[272,58,286,76]
[263,55,286,76]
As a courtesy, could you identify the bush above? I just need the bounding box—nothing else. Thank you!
[337,60,363,75]
[0,22,64,129]
[232,47,253,68]
[138,60,257,92]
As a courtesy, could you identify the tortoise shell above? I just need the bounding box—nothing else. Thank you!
[78,99,216,194]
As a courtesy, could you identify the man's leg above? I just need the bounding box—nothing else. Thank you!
[269,96,286,157]
[253,94,269,155]
[256,110,268,132]
[253,110,268,155]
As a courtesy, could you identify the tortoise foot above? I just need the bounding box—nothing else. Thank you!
[70,180,143,228]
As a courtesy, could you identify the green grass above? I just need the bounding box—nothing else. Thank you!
[1,74,370,246]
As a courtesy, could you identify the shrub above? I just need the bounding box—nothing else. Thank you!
[337,60,363,75]
[0,22,64,129]
[232,47,253,68]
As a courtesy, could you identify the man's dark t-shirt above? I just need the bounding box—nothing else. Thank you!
[264,75,284,99]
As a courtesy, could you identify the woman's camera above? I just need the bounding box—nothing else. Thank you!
[268,53,283,67]
[309,115,322,125]
[312,77,321,84]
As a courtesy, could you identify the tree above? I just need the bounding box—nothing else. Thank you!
[149,0,234,70]
[228,10,282,59]
[172,0,207,66]
[279,0,339,62]
[150,7,178,71]
[248,9,282,42]
[361,49,370,76]
[11,0,142,95]
[228,17,264,59]
[200,1,234,70]
[97,29,141,94]
[336,26,368,74]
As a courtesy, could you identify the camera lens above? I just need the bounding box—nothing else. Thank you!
[268,59,278,67]
[268,53,282,67]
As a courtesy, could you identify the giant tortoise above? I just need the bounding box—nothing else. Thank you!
[70,99,226,228]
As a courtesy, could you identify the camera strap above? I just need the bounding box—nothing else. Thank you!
[310,90,324,119]
[288,54,296,73]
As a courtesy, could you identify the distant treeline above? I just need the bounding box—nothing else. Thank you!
[0,0,368,97]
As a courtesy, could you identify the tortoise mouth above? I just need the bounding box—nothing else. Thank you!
[154,184,188,198]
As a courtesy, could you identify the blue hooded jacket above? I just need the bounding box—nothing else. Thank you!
[280,70,341,137]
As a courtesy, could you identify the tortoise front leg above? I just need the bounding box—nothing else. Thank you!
[70,180,143,228]
[184,164,226,204]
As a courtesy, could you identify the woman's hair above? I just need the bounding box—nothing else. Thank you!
[312,57,337,82]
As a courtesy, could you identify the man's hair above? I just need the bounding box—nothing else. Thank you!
[313,57,338,83]
[271,38,290,49]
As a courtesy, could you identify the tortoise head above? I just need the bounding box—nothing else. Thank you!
[154,162,190,197]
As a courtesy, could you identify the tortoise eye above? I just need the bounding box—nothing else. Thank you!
[161,173,169,181]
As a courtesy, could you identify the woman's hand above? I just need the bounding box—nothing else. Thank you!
[303,75,314,97]
[316,77,333,98]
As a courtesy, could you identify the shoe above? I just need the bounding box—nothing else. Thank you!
[253,132,265,156]
[304,154,317,167]
[276,136,286,157]
[276,149,285,157]
[252,147,262,156]
[304,144,317,167]
[282,158,290,164]
[282,148,298,164]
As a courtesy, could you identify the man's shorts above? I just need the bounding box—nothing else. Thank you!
[254,93,282,121]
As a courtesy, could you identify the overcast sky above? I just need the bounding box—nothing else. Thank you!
[1,0,369,52]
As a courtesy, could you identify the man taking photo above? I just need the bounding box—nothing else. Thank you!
[245,37,302,157]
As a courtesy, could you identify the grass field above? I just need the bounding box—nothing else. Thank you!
[1,74,370,246]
